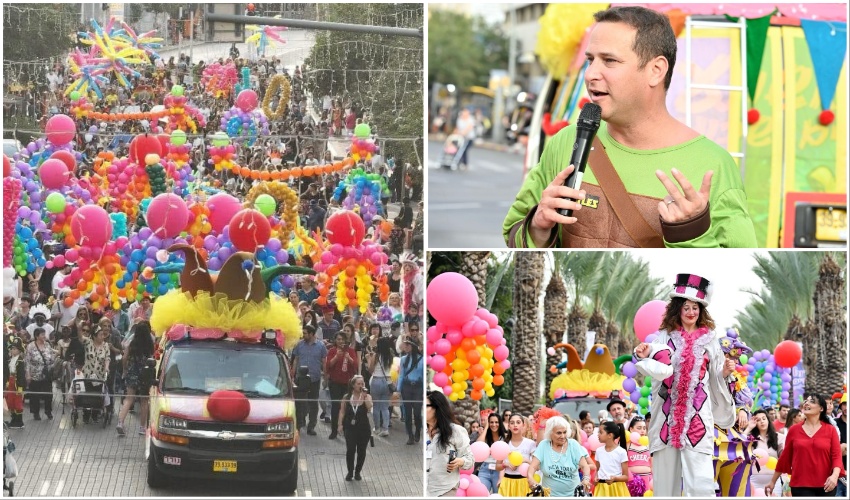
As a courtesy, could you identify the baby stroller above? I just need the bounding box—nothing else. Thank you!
[3,423,17,496]
[439,133,471,171]
[69,376,113,428]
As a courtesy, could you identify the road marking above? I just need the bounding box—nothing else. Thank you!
[58,416,67,430]
[299,458,308,471]
[304,490,312,497]
[48,449,61,463]
[39,480,51,496]
[429,202,482,211]
[63,447,75,464]
[53,479,65,496]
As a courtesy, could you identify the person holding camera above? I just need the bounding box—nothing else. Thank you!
[426,391,474,496]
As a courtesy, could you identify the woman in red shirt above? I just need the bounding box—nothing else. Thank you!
[765,392,845,497]
[325,332,359,440]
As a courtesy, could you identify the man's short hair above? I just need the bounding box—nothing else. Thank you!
[593,6,677,90]
[302,325,316,335]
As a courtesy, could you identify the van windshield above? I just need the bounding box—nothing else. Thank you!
[163,346,289,398]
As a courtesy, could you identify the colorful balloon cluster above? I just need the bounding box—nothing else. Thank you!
[312,211,390,312]
[220,90,269,146]
[744,348,792,407]
[350,123,377,162]
[201,61,238,99]
[162,85,206,133]
[332,168,389,225]
[620,352,654,416]
[426,272,509,402]
[246,21,287,56]
[4,175,23,270]
[207,132,237,172]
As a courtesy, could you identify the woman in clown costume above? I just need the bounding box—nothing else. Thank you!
[632,273,749,496]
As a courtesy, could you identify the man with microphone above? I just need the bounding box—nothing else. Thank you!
[503,6,757,248]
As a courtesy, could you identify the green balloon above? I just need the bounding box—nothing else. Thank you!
[640,386,651,397]
[211,132,230,147]
[638,397,649,408]
[70,91,81,101]
[354,123,371,138]
[45,192,66,214]
[171,130,187,146]
[171,85,185,97]
[739,354,748,365]
[255,194,276,216]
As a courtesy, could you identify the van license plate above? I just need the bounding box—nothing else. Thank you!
[213,460,237,472]
[815,207,847,242]
[163,456,181,466]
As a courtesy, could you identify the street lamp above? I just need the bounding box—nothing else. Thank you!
[446,84,457,133]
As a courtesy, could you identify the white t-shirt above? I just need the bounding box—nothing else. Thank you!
[503,437,537,468]
[594,445,628,481]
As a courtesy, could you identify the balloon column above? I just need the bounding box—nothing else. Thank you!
[332,167,389,226]
[426,272,509,402]
[744,348,791,408]
[350,123,377,162]
[3,174,23,270]
[201,61,238,99]
[220,89,270,146]
[163,85,206,133]
[312,211,389,312]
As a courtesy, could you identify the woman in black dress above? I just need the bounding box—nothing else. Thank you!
[338,374,373,481]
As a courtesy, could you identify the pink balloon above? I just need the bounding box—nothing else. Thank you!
[235,89,258,112]
[146,193,189,238]
[435,338,452,355]
[500,360,511,370]
[518,463,530,477]
[585,434,602,451]
[427,326,441,343]
[470,441,491,462]
[427,272,479,326]
[634,300,667,342]
[45,114,76,146]
[430,355,447,373]
[455,489,467,497]
[490,441,510,461]
[207,193,243,233]
[630,431,640,444]
[426,341,436,356]
[472,319,488,336]
[554,388,566,399]
[70,205,112,248]
[485,329,503,348]
[494,345,510,362]
[39,159,72,189]
[446,329,463,346]
[579,430,588,443]
[459,478,470,490]
[443,385,453,396]
[459,467,473,476]
[433,371,449,388]
[466,482,489,497]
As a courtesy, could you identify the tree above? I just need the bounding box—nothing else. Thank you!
[811,254,846,396]
[427,10,509,90]
[542,263,567,404]
[3,4,78,63]
[303,4,423,163]
[511,252,544,414]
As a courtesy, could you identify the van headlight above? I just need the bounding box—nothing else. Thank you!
[267,421,293,434]
[160,416,188,430]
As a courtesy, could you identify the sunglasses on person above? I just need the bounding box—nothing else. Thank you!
[631,416,645,421]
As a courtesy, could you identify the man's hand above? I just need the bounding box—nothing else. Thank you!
[656,169,712,223]
[737,409,749,430]
[633,343,651,359]
[722,358,736,378]
[529,165,586,241]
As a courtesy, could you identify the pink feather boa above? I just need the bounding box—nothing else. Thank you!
[669,327,709,449]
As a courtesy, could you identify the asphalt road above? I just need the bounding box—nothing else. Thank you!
[427,139,526,248]
[3,390,422,497]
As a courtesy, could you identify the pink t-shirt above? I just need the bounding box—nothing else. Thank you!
[627,443,651,476]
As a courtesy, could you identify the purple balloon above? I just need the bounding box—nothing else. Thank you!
[629,391,641,404]
[275,249,288,264]
[217,246,232,261]
[622,362,638,378]
[266,238,282,252]
[138,227,153,240]
[207,257,222,271]
[143,258,156,269]
[622,378,637,393]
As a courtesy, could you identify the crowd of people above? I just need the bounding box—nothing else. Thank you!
[4,35,426,487]
[426,272,847,497]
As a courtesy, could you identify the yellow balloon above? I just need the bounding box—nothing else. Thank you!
[451,372,466,384]
[533,473,541,483]
[644,490,653,497]
[639,436,649,447]
[485,388,495,398]
[766,457,777,470]
[456,349,467,360]
[508,451,523,467]
[449,392,459,402]
[483,347,494,359]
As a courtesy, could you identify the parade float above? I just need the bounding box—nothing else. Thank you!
[527,3,847,248]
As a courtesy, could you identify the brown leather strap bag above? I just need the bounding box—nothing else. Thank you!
[559,137,664,248]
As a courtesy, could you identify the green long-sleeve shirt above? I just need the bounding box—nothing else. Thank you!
[503,122,758,248]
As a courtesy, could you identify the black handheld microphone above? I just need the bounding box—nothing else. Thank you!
[557,103,602,217]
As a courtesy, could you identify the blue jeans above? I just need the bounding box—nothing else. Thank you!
[835,477,846,498]
[370,376,391,431]
[478,464,499,493]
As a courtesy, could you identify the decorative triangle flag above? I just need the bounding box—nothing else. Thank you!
[800,19,848,126]
[726,11,775,124]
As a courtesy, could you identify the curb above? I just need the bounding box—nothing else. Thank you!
[428,134,519,154]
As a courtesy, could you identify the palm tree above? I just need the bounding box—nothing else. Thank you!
[511,251,545,414]
[600,256,665,356]
[560,252,607,355]
[542,255,567,404]
[735,252,821,351]
[452,252,491,424]
[812,254,846,396]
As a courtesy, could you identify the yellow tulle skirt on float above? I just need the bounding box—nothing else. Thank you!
[498,475,531,497]
[593,481,631,497]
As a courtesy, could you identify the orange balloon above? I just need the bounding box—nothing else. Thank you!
[260,171,271,181]
[470,389,482,401]
[240,167,251,177]
[460,338,476,353]
[466,349,481,365]
[290,167,302,177]
[63,297,74,307]
[475,335,487,346]
[493,363,506,375]
[469,364,484,378]
[472,378,485,391]
[493,374,505,386]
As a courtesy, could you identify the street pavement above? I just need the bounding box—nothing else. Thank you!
[3,390,422,497]
[427,138,525,248]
